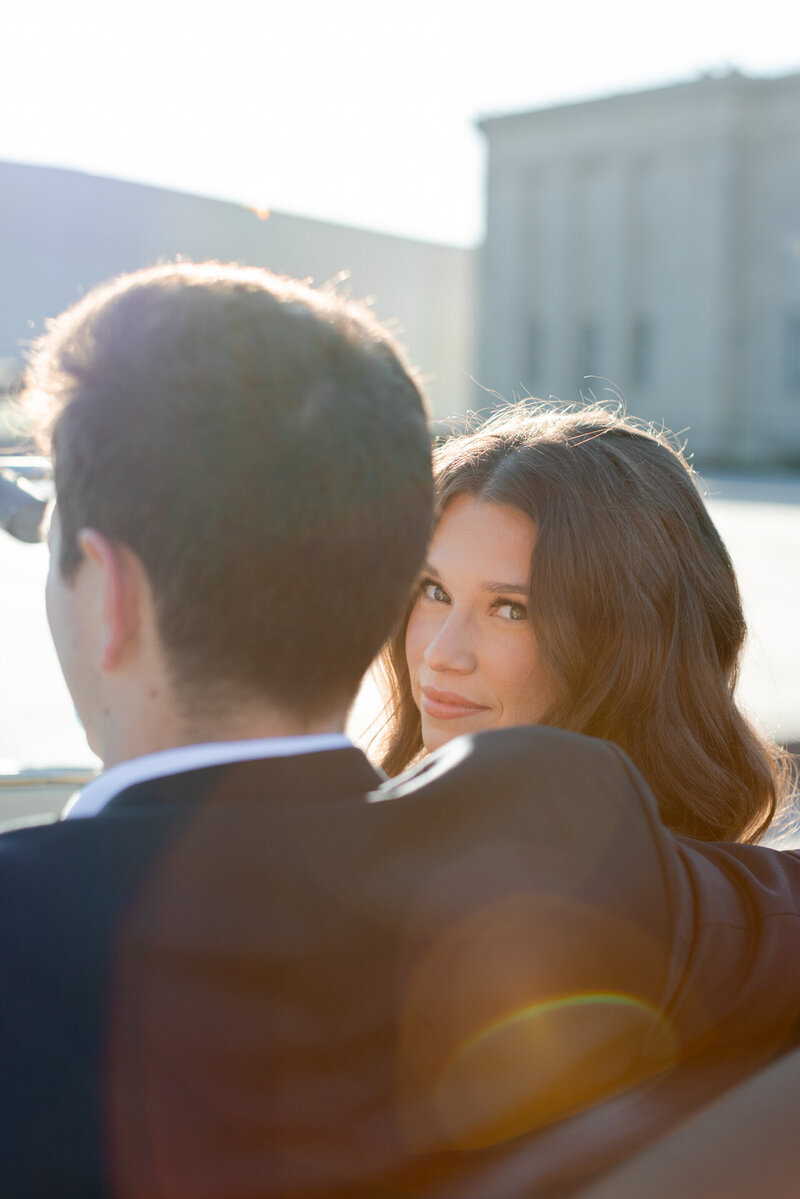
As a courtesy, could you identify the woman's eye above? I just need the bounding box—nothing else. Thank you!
[419,580,449,604]
[494,601,528,621]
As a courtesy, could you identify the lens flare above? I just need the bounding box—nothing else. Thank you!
[396,886,680,1154]
[431,991,677,1150]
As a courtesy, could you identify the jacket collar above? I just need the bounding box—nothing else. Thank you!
[63,736,380,818]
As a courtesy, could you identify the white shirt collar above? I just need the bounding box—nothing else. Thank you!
[62,733,353,820]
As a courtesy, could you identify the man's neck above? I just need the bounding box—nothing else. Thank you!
[98,701,349,770]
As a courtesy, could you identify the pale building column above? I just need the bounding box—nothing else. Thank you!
[479,157,528,405]
[540,163,573,400]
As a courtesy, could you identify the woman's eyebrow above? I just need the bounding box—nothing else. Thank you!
[420,562,441,577]
[482,581,529,595]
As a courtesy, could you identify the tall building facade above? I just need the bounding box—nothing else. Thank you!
[479,71,800,464]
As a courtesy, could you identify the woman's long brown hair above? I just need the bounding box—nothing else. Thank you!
[378,405,794,843]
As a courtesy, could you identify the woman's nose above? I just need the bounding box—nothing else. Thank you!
[423,611,477,674]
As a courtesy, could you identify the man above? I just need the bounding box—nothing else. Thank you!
[0,260,434,1194]
[32,262,433,768]
[2,259,800,1197]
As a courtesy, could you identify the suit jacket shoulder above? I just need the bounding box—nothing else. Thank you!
[382,725,800,1057]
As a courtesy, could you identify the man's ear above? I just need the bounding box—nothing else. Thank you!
[76,529,143,671]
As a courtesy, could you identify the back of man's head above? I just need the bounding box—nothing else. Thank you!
[26,261,433,720]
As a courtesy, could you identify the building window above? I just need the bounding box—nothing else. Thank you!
[784,314,800,397]
[631,317,654,388]
[577,321,602,385]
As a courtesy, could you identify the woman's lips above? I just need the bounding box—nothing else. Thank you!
[420,686,489,721]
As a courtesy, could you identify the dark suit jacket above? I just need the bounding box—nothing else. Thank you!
[0,728,799,1197]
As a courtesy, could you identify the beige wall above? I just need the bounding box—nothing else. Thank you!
[480,71,800,464]
[0,162,476,422]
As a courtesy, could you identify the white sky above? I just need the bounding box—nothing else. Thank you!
[2,0,799,246]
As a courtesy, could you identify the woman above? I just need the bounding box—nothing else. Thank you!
[379,404,792,842]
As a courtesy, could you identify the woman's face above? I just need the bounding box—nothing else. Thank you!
[405,494,558,753]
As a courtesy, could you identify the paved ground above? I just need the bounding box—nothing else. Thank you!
[702,475,800,753]
[3,473,800,772]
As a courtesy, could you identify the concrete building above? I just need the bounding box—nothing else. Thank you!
[479,70,800,464]
[0,162,475,421]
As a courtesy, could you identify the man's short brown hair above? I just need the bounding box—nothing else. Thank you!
[26,261,433,717]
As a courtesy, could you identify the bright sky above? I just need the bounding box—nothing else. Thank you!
[2,0,799,246]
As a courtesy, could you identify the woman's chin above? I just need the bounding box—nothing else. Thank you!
[421,718,479,754]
